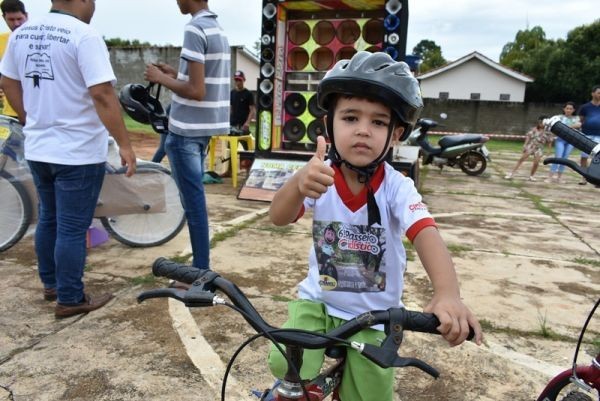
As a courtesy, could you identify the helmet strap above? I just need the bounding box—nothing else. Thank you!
[326,109,398,227]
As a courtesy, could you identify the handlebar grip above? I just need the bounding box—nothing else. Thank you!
[152,257,206,284]
[548,120,597,154]
[403,310,476,341]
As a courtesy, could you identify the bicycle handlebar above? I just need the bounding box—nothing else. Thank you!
[543,116,600,185]
[138,258,474,375]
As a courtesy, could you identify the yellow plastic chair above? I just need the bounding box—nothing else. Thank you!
[207,134,255,187]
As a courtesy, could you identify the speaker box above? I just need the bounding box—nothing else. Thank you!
[383,0,408,61]
[282,91,326,149]
[286,18,383,73]
[256,0,278,153]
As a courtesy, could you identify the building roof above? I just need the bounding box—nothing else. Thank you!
[231,45,260,65]
[417,51,533,83]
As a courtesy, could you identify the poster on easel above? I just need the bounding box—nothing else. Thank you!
[238,158,307,202]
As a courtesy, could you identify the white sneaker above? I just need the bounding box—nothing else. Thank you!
[529,176,537,181]
[504,173,513,179]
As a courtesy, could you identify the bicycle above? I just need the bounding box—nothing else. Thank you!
[0,115,186,252]
[533,117,600,401]
[536,298,599,401]
[138,257,475,401]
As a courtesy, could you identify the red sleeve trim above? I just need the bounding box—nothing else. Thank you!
[406,217,437,242]
[293,204,306,223]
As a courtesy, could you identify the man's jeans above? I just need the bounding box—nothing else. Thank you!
[165,132,210,269]
[28,161,105,305]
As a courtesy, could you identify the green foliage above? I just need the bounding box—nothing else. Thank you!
[104,37,152,48]
[412,39,446,73]
[500,20,600,103]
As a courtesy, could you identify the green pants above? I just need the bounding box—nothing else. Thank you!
[268,299,393,401]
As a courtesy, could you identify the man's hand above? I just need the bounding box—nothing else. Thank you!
[119,146,137,177]
[297,135,335,199]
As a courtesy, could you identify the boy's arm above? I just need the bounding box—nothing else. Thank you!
[269,136,334,225]
[144,61,205,101]
[413,226,483,346]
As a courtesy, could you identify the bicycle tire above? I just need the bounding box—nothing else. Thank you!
[100,164,186,247]
[539,375,596,401]
[0,170,32,252]
[560,391,593,401]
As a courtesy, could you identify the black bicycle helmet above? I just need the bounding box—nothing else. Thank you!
[318,50,423,141]
[316,51,423,226]
[119,83,168,133]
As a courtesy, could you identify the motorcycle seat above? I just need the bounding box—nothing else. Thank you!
[438,134,484,148]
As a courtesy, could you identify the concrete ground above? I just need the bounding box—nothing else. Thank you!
[0,149,599,401]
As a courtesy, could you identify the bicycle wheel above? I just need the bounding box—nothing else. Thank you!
[100,165,185,247]
[539,375,595,401]
[0,171,32,252]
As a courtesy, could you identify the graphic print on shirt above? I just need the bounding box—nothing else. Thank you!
[15,24,64,87]
[25,52,54,87]
[314,221,386,293]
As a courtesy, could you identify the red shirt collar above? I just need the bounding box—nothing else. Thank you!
[332,163,385,212]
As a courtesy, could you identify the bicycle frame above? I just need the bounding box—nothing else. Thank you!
[536,298,600,401]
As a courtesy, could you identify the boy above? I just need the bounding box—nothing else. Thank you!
[144,0,229,269]
[268,51,482,401]
[505,115,553,181]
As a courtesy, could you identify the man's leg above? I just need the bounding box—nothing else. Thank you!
[165,133,210,269]
[28,161,58,293]
[53,163,105,304]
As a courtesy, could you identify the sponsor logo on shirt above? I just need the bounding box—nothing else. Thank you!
[409,202,428,212]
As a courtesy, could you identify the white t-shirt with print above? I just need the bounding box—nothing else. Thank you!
[297,161,436,323]
[0,12,116,165]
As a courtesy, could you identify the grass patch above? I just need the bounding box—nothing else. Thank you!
[478,318,577,343]
[521,191,555,217]
[403,239,415,261]
[123,114,157,135]
[210,215,265,248]
[573,257,600,268]
[130,273,157,286]
[446,243,473,256]
[272,295,293,302]
[170,252,193,264]
[485,139,523,153]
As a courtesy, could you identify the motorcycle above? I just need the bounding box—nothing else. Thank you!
[406,117,491,176]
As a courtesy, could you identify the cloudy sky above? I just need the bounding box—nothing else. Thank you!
[15,0,599,61]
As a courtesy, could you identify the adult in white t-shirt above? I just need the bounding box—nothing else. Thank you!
[0,0,136,318]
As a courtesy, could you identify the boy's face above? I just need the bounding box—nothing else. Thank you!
[330,96,404,167]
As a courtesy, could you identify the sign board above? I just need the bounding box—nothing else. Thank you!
[238,157,307,202]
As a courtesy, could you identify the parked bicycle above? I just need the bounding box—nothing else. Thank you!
[535,117,600,401]
[138,257,475,401]
[0,115,186,252]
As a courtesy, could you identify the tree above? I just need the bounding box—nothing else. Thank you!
[412,39,446,73]
[500,20,600,103]
[499,26,548,71]
[104,37,152,48]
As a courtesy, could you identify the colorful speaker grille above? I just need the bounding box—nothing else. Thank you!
[283,91,326,145]
[286,18,383,72]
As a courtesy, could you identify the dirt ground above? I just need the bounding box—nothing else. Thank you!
[1,132,599,401]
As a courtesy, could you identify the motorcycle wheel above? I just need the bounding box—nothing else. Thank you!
[459,150,487,176]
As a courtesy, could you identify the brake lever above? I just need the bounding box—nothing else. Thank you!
[137,286,217,307]
[543,157,600,186]
[137,288,187,303]
[392,356,439,378]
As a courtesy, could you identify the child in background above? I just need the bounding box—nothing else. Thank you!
[505,115,553,181]
[267,51,482,401]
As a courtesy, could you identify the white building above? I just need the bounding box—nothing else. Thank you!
[417,51,533,102]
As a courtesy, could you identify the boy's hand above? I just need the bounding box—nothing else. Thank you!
[144,64,166,84]
[297,136,334,199]
[424,296,483,347]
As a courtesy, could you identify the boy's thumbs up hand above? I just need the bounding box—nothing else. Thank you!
[297,136,335,199]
